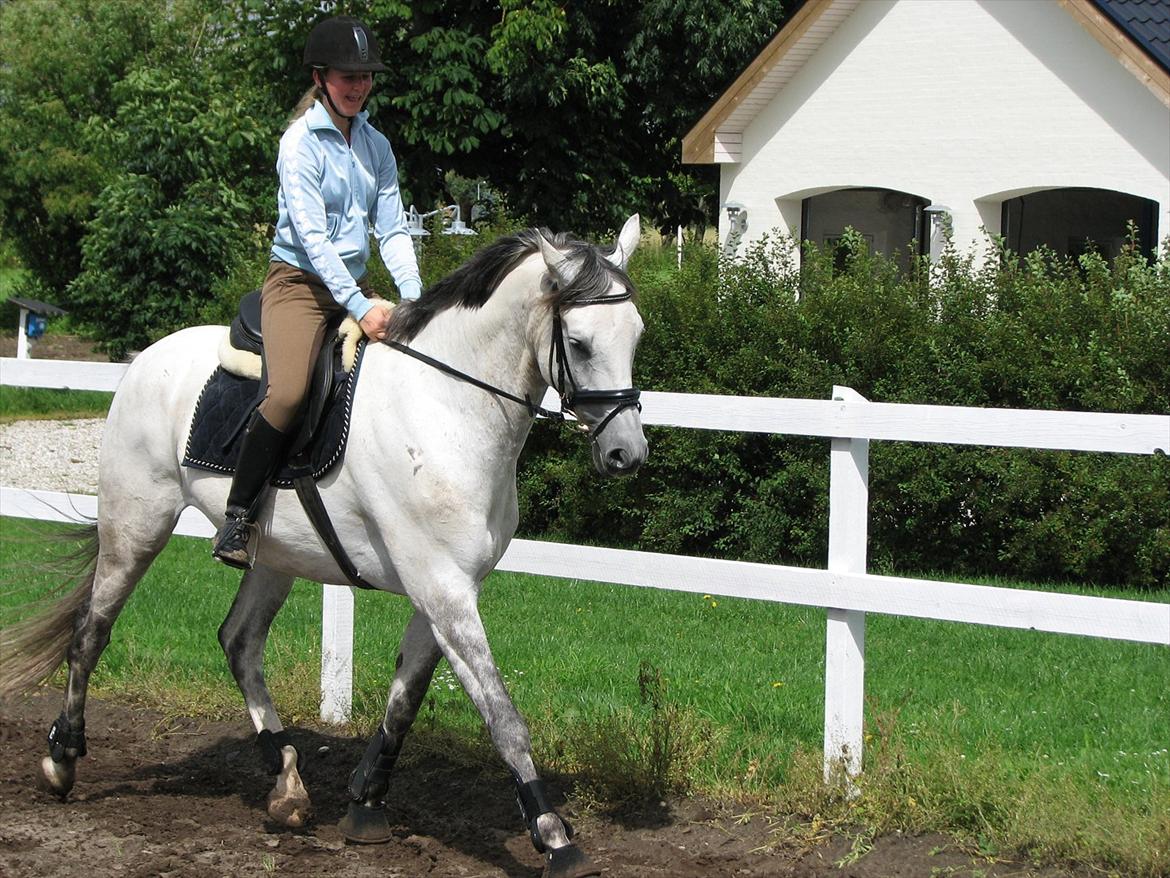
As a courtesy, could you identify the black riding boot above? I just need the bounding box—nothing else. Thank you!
[212,412,287,570]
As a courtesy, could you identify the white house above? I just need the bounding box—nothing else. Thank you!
[682,0,1170,265]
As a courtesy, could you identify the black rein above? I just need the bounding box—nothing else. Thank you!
[386,293,641,441]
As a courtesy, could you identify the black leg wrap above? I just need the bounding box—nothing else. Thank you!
[338,725,401,845]
[47,713,86,762]
[514,775,574,854]
[256,729,293,775]
[347,725,402,806]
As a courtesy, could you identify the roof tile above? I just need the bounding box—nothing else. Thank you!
[1094,0,1170,71]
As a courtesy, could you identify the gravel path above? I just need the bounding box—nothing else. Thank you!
[0,419,104,494]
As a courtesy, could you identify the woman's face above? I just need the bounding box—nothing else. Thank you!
[320,69,373,117]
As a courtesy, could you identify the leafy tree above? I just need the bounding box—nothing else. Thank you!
[2,0,791,351]
[0,0,277,357]
[388,0,788,234]
[68,57,275,358]
[209,0,789,234]
[0,0,159,289]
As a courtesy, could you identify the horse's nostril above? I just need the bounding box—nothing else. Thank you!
[608,448,627,468]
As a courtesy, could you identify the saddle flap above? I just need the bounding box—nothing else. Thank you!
[287,339,345,460]
[183,338,368,487]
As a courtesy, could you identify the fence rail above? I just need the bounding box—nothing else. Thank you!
[3,355,1168,783]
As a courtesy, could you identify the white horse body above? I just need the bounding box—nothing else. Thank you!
[106,254,572,592]
[9,219,646,878]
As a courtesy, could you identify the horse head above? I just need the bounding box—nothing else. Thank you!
[537,214,648,477]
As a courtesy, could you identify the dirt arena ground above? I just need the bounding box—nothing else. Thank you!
[0,692,1089,878]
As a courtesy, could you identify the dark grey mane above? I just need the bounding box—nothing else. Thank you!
[387,228,634,343]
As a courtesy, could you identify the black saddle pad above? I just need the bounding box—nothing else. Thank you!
[182,342,365,487]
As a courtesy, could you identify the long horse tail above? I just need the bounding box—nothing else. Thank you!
[0,523,99,697]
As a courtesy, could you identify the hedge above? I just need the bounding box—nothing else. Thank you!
[516,231,1170,589]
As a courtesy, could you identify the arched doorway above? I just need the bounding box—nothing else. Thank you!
[801,187,929,270]
[1001,188,1158,261]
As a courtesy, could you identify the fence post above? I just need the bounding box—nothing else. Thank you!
[17,307,30,360]
[823,385,869,785]
[320,583,355,724]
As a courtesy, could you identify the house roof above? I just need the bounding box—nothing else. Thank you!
[1094,0,1170,71]
[682,0,1170,164]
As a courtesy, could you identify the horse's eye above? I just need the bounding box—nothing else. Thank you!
[567,337,590,356]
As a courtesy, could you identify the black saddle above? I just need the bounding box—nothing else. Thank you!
[182,289,365,486]
[228,287,264,356]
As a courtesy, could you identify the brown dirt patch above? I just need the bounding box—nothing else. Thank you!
[0,692,1080,878]
[0,332,111,362]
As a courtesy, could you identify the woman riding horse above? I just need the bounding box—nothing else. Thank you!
[214,15,423,569]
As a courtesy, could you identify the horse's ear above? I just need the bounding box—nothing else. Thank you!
[538,231,576,288]
[609,214,641,270]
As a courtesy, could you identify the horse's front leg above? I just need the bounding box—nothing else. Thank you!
[416,579,601,878]
[339,609,442,843]
[218,564,310,827]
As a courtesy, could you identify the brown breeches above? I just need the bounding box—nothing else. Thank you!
[257,261,372,432]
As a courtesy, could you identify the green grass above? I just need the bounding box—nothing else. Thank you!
[2,521,1167,875]
[0,386,114,423]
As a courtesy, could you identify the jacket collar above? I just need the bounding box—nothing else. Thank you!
[305,99,368,137]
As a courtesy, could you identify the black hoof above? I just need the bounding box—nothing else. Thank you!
[544,843,601,878]
[338,800,394,844]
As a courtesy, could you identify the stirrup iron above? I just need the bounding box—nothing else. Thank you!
[212,516,260,570]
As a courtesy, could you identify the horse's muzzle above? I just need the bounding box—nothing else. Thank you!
[590,409,647,477]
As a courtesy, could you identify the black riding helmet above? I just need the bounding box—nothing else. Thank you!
[304,16,385,120]
[303,16,386,72]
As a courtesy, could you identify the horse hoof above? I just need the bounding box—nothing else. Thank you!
[338,801,394,844]
[266,745,312,827]
[39,755,76,799]
[544,844,601,878]
[267,788,312,827]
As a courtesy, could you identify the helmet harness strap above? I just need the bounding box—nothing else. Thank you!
[312,67,358,121]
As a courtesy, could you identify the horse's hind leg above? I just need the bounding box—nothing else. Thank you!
[340,609,442,843]
[216,564,310,827]
[44,509,178,798]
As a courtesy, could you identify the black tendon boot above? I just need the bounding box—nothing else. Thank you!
[212,412,287,569]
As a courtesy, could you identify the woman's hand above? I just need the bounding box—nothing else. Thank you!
[359,306,392,341]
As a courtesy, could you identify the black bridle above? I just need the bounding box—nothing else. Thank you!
[386,291,641,441]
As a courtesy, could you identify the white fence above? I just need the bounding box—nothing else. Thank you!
[2,355,1168,783]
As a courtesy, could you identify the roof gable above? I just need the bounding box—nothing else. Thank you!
[683,0,1170,165]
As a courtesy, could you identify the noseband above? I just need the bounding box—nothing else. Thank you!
[386,292,641,443]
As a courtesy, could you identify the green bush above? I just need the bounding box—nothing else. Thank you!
[517,233,1170,588]
[63,56,276,359]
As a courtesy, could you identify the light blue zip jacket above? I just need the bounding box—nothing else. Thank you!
[271,100,422,321]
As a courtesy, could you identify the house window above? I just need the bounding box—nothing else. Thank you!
[801,188,929,271]
[1001,188,1158,261]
